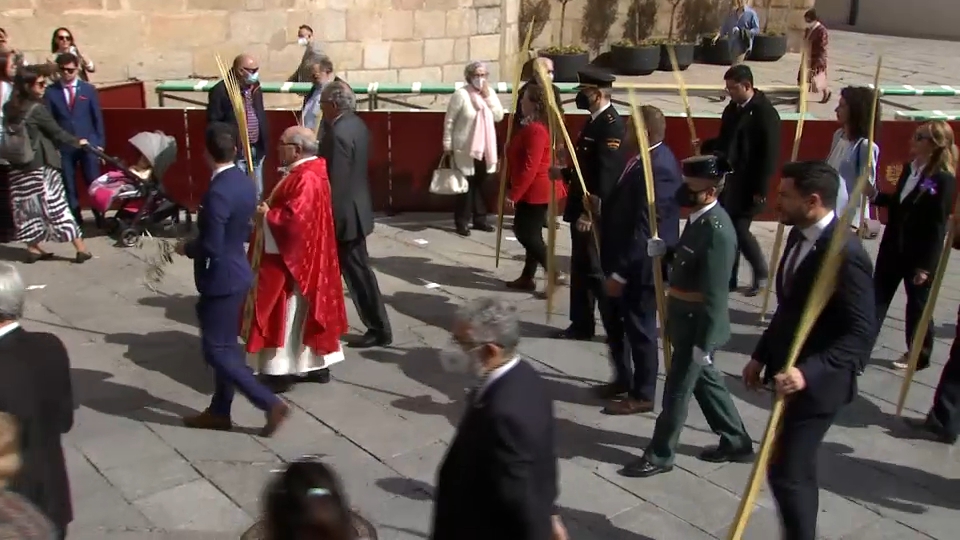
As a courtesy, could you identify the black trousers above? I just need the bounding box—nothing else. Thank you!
[513,202,549,278]
[338,237,392,337]
[767,404,837,540]
[874,247,933,369]
[454,159,489,229]
[568,226,607,334]
[604,282,658,401]
[0,167,13,242]
[730,215,768,287]
[931,304,960,438]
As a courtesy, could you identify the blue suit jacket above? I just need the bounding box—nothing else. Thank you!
[599,143,683,285]
[43,80,104,148]
[185,166,257,297]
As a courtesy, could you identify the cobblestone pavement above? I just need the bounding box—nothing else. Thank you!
[5,211,959,540]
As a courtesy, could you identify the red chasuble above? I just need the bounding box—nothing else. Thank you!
[244,158,347,355]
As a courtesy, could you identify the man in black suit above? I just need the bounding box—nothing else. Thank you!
[319,80,392,348]
[555,66,626,341]
[0,263,74,539]
[206,53,269,200]
[702,64,781,296]
[742,161,876,540]
[596,105,682,415]
[431,297,566,540]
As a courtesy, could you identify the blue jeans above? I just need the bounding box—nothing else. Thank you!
[236,146,264,200]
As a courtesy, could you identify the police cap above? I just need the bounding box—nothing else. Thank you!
[681,154,733,182]
[575,65,616,89]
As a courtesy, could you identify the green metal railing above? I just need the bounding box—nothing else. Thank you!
[894,110,960,121]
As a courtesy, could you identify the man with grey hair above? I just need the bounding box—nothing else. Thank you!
[319,80,392,348]
[245,126,348,393]
[431,297,567,540]
[514,56,563,133]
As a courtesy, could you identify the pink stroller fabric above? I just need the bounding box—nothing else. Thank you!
[87,171,139,214]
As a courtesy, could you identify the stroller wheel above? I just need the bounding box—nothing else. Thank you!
[104,217,120,234]
[119,228,141,248]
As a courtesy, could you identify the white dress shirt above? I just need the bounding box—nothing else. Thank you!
[590,101,612,121]
[899,162,924,203]
[61,79,79,107]
[689,199,719,224]
[475,356,520,401]
[784,211,835,277]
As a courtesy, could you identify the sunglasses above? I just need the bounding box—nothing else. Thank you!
[241,66,260,74]
[56,34,71,41]
[60,67,77,74]
[914,132,932,142]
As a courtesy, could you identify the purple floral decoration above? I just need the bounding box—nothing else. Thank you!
[919,178,938,196]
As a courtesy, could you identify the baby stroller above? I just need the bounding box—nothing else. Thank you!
[86,131,191,247]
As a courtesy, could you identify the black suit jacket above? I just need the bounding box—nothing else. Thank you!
[702,91,781,217]
[0,327,74,529]
[754,219,877,414]
[206,80,269,154]
[320,111,375,242]
[874,165,957,274]
[561,106,626,223]
[599,143,683,284]
[431,360,558,540]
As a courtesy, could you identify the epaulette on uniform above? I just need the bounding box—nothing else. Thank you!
[604,110,618,123]
[704,214,723,229]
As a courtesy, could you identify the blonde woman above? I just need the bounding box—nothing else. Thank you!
[442,61,505,236]
[0,412,57,540]
[872,121,958,371]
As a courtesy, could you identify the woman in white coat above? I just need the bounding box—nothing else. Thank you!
[442,61,505,236]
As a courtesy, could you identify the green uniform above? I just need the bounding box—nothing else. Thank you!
[644,202,752,467]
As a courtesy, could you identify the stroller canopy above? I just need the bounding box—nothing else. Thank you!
[128,131,177,180]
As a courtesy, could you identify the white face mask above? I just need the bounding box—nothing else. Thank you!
[470,77,484,90]
[298,37,309,46]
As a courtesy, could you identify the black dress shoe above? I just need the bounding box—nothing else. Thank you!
[907,416,958,444]
[619,458,672,478]
[554,325,594,341]
[348,331,392,349]
[455,226,471,237]
[303,368,331,384]
[472,223,495,232]
[260,375,293,394]
[698,445,756,463]
[24,251,54,264]
[743,280,766,298]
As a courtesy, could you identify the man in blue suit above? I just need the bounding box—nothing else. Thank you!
[175,122,289,437]
[44,52,104,224]
[595,105,683,416]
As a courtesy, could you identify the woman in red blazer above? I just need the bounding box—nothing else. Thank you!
[504,84,567,292]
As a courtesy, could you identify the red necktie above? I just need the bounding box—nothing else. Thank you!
[67,85,76,110]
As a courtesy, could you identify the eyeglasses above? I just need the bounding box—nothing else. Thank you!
[56,34,71,41]
[241,66,259,74]
[60,67,77,74]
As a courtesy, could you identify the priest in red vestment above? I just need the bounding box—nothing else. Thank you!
[245,125,347,393]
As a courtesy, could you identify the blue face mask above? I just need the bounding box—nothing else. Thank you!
[245,71,259,85]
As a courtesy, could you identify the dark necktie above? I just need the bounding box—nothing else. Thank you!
[781,235,806,292]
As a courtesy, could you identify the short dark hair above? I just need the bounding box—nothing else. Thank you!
[839,86,881,141]
[804,9,818,22]
[781,160,840,209]
[640,105,666,142]
[55,52,78,67]
[723,64,754,87]
[298,24,313,34]
[205,122,238,164]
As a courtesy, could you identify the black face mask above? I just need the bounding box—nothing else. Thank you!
[574,91,591,111]
[674,184,709,208]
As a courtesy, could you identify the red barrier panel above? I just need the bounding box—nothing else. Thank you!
[101,110,959,222]
[96,81,147,109]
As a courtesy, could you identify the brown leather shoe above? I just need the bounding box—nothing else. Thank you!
[593,383,628,400]
[602,398,654,416]
[260,401,291,437]
[182,409,232,431]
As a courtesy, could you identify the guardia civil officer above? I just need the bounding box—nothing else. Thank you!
[554,66,626,341]
[620,154,753,478]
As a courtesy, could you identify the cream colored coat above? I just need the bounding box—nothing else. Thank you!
[442,86,505,176]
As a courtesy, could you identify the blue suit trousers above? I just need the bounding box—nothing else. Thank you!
[60,147,101,215]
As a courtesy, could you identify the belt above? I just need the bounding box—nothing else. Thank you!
[668,288,705,302]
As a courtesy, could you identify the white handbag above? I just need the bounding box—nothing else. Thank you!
[429,153,468,195]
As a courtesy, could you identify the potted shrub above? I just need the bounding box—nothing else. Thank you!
[540,0,590,82]
[610,0,659,76]
[656,0,695,71]
[748,0,787,62]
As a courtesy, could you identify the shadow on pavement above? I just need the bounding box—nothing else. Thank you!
[371,255,509,293]
[385,290,558,337]
[138,293,198,327]
[104,329,212,395]
[70,367,199,428]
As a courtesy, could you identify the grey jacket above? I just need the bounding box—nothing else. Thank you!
[2,100,79,171]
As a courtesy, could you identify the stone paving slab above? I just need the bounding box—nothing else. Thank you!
[3,210,959,539]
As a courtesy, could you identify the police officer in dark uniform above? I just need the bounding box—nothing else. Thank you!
[554,66,626,341]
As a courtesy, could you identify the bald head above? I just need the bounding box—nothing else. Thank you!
[282,125,315,144]
[233,53,259,86]
[279,125,318,165]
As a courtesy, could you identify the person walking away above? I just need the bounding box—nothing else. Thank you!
[555,66,626,341]
[743,161,876,540]
[503,84,566,293]
[802,9,831,104]
[825,86,880,235]
[175,122,289,437]
[246,126,348,394]
[0,263,75,539]
[288,25,325,83]
[206,53,268,200]
[596,105,682,416]
[0,412,59,540]
[714,0,760,65]
[44,52,105,227]
[620,155,753,478]
[48,28,94,82]
[319,81,393,349]
[431,297,567,540]
[1,64,92,263]
[442,61,505,236]
[871,121,957,371]
[702,64,780,296]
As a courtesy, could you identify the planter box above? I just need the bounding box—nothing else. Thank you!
[610,44,660,76]
[748,34,787,62]
[542,52,590,83]
[698,37,733,66]
[657,43,695,72]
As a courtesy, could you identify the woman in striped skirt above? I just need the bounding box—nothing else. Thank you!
[2,64,91,263]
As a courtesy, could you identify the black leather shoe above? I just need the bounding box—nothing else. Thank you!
[743,280,766,298]
[619,458,672,478]
[259,375,293,394]
[906,416,959,445]
[472,223,495,232]
[554,325,594,341]
[349,331,392,349]
[698,445,755,463]
[24,251,54,264]
[303,369,331,384]
[455,226,471,237]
